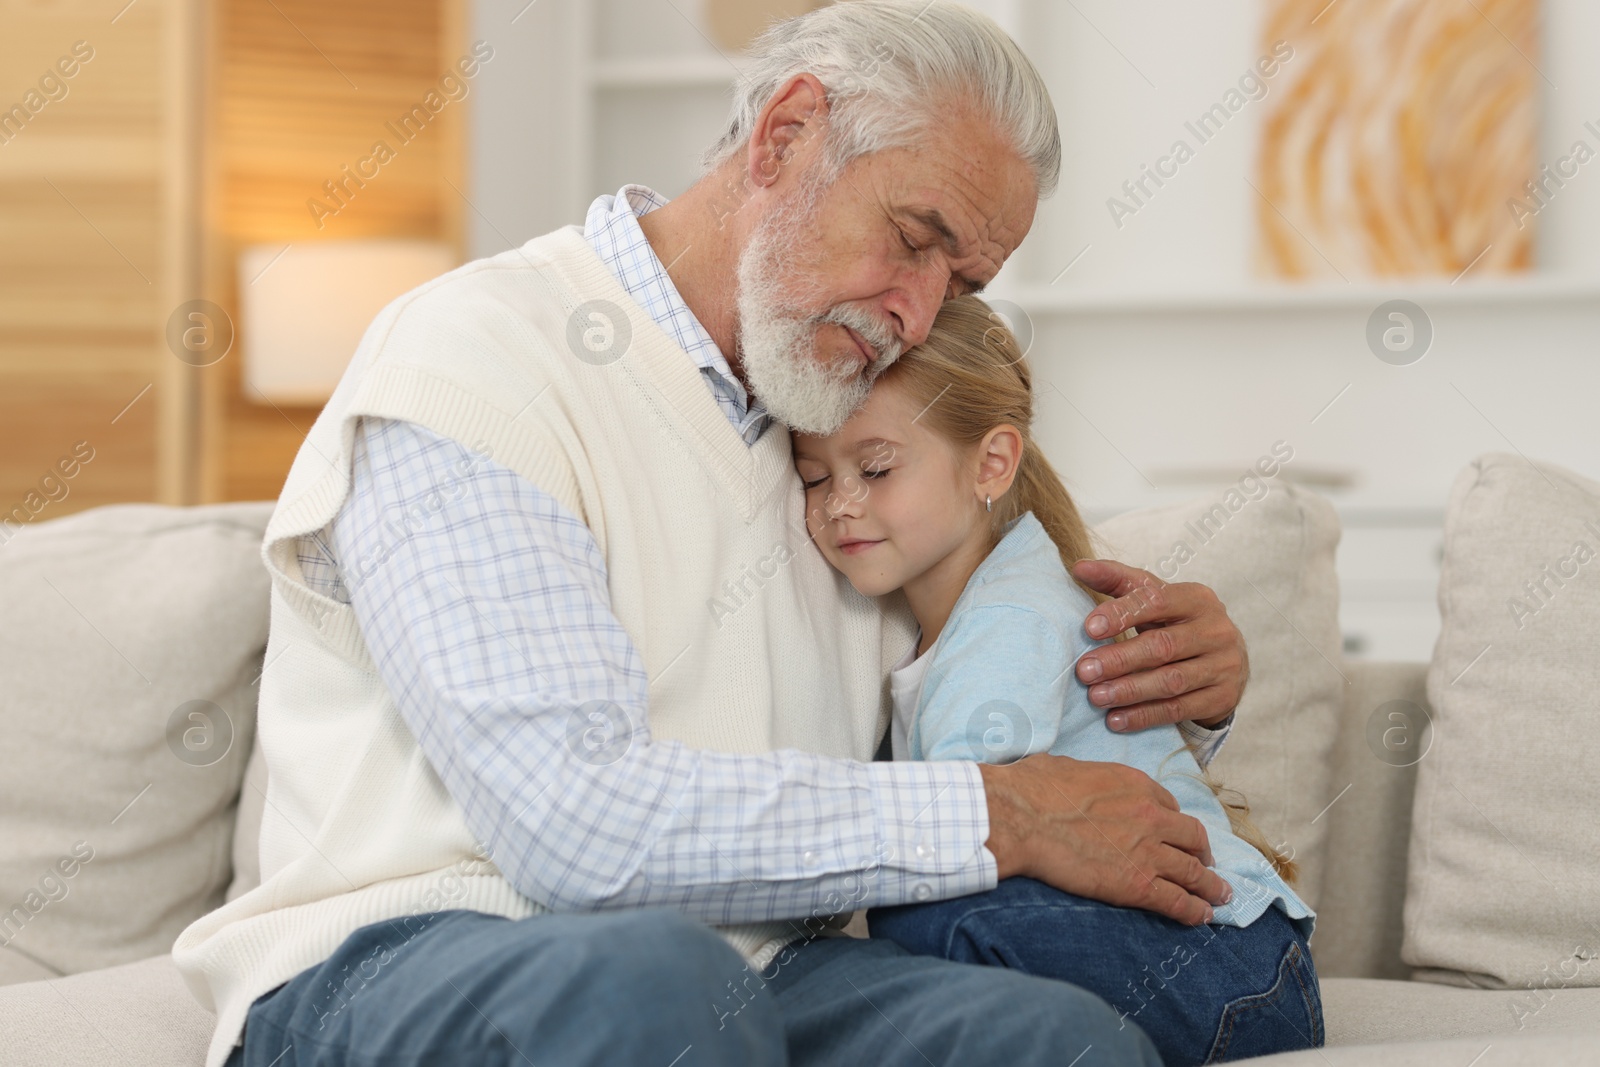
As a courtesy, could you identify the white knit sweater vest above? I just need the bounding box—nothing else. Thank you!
[171,225,918,1067]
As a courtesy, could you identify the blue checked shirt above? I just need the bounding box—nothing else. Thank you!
[294,183,1230,922]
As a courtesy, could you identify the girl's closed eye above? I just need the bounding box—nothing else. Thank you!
[862,466,890,480]
[801,474,828,490]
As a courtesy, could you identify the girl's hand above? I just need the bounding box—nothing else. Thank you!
[1068,559,1249,732]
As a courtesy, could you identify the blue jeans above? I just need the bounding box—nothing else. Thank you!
[869,877,1324,1066]
[223,908,1164,1066]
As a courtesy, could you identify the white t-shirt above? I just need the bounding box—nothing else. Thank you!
[888,632,936,761]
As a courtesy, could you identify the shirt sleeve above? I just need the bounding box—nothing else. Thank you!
[915,603,1235,768]
[327,415,996,924]
[1178,713,1234,767]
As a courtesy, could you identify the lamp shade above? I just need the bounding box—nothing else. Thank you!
[239,239,458,404]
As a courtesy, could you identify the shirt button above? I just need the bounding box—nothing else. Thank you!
[912,882,933,902]
[915,842,936,861]
[802,850,819,869]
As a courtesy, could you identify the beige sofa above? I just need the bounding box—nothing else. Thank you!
[2,452,1597,1065]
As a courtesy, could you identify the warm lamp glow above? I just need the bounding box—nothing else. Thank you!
[239,240,459,405]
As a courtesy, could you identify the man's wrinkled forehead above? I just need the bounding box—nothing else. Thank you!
[877,123,1037,281]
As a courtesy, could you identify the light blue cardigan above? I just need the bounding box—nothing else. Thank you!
[904,510,1314,936]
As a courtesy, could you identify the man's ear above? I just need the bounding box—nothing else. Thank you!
[976,424,1023,503]
[745,72,830,190]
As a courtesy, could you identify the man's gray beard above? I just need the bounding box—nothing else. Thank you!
[734,185,902,436]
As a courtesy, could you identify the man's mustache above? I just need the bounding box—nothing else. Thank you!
[819,303,901,375]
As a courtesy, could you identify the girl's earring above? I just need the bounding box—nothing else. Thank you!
[985,494,992,513]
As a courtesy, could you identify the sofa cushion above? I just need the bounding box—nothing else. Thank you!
[1311,661,1429,980]
[1321,976,1600,1047]
[0,953,212,1066]
[1248,1031,1600,1066]
[1093,482,1344,910]
[1404,454,1600,989]
[0,503,273,984]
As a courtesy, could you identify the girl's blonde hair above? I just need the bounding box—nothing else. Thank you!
[879,295,1298,886]
[876,295,1105,605]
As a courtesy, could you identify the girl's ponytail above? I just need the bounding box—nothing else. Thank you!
[1007,434,1103,601]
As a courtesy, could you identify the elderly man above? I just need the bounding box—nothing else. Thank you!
[175,3,1250,1065]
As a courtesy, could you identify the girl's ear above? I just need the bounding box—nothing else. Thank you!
[975,423,1023,503]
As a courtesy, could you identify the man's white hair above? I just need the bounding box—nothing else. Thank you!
[699,0,1060,197]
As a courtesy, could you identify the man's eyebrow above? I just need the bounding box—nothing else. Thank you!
[903,207,990,295]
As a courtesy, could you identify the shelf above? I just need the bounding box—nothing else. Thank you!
[993,275,1600,315]
[591,55,748,90]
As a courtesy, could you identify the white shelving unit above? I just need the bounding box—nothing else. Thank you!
[559,2,755,224]
[998,275,1600,314]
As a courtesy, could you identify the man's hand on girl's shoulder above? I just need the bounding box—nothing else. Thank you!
[1067,559,1250,733]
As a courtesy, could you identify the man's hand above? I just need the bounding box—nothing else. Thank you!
[978,755,1231,925]
[1069,559,1249,732]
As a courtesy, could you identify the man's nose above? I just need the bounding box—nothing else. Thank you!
[886,270,952,349]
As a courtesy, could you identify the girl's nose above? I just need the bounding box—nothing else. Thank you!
[827,480,864,518]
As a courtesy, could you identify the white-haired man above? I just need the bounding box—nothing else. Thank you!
[176,3,1249,1064]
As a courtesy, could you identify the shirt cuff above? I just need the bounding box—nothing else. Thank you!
[1178,711,1235,767]
[864,757,995,907]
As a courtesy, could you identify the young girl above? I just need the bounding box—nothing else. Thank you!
[790,295,1322,1066]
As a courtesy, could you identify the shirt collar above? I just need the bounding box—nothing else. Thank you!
[582,184,771,444]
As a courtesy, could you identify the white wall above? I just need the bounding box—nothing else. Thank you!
[465,0,588,251]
